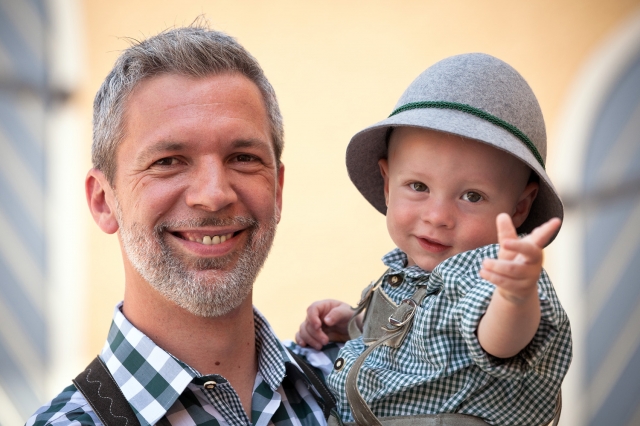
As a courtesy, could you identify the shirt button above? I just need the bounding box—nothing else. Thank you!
[204,381,216,390]
[334,357,345,371]
[388,273,403,287]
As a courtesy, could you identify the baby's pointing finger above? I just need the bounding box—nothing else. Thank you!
[497,213,518,242]
[496,213,519,260]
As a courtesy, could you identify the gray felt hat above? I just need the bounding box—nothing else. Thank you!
[346,53,563,238]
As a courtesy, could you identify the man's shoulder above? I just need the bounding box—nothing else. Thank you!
[26,384,101,426]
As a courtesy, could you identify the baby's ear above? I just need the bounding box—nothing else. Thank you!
[378,158,390,205]
[511,181,539,228]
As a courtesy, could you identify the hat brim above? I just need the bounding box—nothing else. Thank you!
[346,108,564,242]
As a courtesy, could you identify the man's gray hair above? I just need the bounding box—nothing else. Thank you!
[92,25,284,184]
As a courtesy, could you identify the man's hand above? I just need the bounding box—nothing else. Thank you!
[295,299,353,350]
[477,214,561,358]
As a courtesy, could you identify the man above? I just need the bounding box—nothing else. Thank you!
[27,26,331,426]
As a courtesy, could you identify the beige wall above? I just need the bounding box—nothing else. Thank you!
[77,0,640,362]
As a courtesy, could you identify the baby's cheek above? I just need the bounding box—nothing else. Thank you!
[461,218,498,250]
[386,208,412,246]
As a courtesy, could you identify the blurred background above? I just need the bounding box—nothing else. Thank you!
[1,0,639,424]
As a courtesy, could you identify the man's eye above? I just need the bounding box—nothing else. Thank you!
[462,191,483,203]
[410,182,428,192]
[235,154,257,162]
[153,157,179,166]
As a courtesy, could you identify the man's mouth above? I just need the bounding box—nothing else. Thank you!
[171,231,238,245]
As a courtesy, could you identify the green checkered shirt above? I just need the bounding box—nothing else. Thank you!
[325,246,572,426]
[26,303,328,426]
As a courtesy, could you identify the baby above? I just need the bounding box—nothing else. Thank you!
[294,54,572,426]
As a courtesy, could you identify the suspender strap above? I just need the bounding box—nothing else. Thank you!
[346,286,430,426]
[347,270,389,340]
[346,328,407,426]
[73,356,141,426]
[75,353,339,425]
[551,391,562,426]
[287,348,337,420]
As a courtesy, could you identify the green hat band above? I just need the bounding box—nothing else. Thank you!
[389,101,545,169]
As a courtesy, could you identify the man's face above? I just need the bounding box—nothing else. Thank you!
[379,127,534,271]
[111,72,283,317]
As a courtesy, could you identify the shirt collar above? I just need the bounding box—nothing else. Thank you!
[382,245,501,282]
[381,247,431,278]
[100,302,292,426]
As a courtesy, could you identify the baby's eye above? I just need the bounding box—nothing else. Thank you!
[410,182,428,192]
[462,191,483,203]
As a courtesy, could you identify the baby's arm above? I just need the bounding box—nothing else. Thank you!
[477,213,561,358]
[296,299,353,350]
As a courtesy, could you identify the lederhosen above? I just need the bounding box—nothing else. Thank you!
[327,271,562,426]
[73,350,337,426]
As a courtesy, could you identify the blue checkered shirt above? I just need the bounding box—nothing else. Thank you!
[318,246,571,426]
[26,303,328,426]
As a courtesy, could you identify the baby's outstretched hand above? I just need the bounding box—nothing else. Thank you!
[480,213,561,303]
[295,299,353,350]
[477,214,561,357]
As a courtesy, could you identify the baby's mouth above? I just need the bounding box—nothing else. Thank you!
[418,236,450,251]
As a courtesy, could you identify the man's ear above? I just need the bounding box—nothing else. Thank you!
[86,168,119,234]
[275,162,285,223]
[511,181,539,228]
[378,158,390,206]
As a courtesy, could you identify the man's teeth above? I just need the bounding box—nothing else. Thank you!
[188,233,234,245]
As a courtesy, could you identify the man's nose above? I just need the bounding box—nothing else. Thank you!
[185,160,237,212]
[420,196,455,228]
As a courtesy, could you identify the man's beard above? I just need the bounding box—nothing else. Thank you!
[116,200,277,317]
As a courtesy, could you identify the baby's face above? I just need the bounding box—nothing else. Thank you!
[379,127,536,271]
